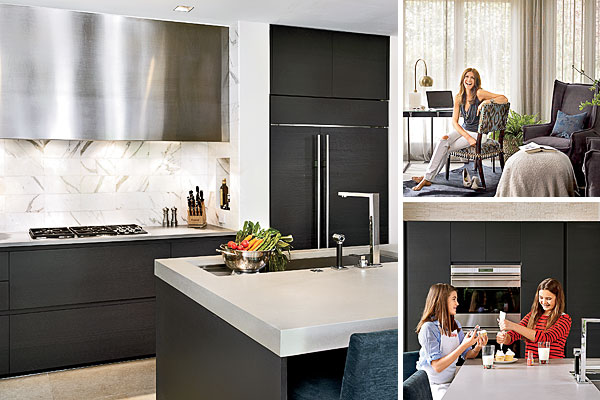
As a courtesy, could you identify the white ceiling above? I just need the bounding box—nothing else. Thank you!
[1,0,398,36]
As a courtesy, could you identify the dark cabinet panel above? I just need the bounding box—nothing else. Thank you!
[10,300,155,374]
[405,222,451,351]
[332,32,389,100]
[270,25,332,97]
[0,282,7,311]
[326,127,388,247]
[0,316,7,376]
[170,236,235,258]
[521,223,564,314]
[270,96,388,127]
[0,252,7,281]
[270,126,320,250]
[10,242,170,309]
[451,222,485,262]
[485,223,520,262]
[566,223,600,357]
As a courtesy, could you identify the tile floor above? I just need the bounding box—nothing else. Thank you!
[0,358,156,400]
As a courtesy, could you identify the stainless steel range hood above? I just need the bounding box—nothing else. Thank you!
[0,4,229,141]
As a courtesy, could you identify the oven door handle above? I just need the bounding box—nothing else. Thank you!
[451,277,520,288]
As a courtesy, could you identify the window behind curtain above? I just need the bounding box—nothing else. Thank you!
[404,0,512,103]
[556,0,586,82]
[463,0,512,100]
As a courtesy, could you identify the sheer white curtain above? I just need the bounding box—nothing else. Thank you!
[403,0,514,161]
[404,0,455,161]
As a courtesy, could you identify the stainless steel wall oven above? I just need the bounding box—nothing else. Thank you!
[451,264,521,339]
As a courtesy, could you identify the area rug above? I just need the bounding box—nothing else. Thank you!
[403,165,501,197]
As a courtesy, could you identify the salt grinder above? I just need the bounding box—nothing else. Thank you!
[171,207,178,227]
[162,207,170,227]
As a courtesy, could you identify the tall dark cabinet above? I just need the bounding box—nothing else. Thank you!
[270,25,390,249]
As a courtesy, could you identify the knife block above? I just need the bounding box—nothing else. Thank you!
[187,204,207,228]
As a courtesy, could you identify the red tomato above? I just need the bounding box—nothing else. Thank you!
[227,241,236,249]
[241,240,250,248]
[237,245,244,251]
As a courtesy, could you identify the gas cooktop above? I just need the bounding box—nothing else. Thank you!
[29,224,148,239]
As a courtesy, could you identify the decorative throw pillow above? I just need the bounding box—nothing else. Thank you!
[550,110,588,139]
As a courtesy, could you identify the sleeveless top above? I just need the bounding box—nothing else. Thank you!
[460,95,482,132]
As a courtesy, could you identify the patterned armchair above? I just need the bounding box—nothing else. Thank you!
[445,102,511,189]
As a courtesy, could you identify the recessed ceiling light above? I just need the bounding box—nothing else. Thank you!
[173,5,194,12]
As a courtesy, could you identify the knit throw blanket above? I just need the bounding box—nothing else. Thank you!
[495,149,577,197]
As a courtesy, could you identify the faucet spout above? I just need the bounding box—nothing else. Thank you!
[337,191,381,267]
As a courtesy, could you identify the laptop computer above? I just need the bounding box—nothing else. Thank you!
[426,90,454,111]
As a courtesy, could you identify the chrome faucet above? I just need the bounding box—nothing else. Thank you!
[337,192,381,267]
[575,318,600,383]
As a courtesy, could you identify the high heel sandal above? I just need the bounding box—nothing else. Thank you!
[470,176,482,190]
[462,169,472,188]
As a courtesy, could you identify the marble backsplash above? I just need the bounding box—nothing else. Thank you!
[0,139,231,232]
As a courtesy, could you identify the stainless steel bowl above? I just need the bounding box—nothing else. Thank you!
[216,245,272,273]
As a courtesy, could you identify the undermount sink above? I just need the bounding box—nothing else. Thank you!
[586,371,600,391]
[199,254,397,276]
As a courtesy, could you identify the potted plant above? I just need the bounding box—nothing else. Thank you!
[494,110,545,159]
[579,79,600,109]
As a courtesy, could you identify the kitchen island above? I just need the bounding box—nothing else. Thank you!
[154,248,398,400]
[443,358,600,399]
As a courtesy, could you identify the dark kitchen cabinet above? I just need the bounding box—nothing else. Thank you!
[405,222,451,351]
[566,223,600,357]
[332,31,389,100]
[10,300,155,374]
[0,252,7,281]
[10,242,170,309]
[520,223,564,315]
[270,25,332,97]
[451,222,485,262]
[0,316,7,376]
[325,127,388,247]
[485,223,520,262]
[450,222,520,263]
[270,96,388,127]
[270,126,320,250]
[270,126,388,249]
[270,25,389,100]
[0,282,7,311]
[170,236,236,258]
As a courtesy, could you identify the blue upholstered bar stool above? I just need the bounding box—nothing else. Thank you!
[289,329,398,400]
[403,370,433,400]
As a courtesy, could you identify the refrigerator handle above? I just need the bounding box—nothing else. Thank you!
[316,134,322,249]
[325,134,330,248]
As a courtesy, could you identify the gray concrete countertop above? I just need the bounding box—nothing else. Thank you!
[154,245,398,357]
[443,358,600,399]
[0,225,236,248]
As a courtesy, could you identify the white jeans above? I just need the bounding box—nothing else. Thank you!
[424,129,481,182]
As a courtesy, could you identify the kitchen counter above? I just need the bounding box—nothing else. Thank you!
[443,358,600,399]
[0,225,235,248]
[154,247,398,357]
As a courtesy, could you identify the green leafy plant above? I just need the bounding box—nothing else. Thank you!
[494,110,545,146]
[579,79,600,110]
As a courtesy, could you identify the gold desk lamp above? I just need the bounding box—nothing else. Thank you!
[408,58,433,109]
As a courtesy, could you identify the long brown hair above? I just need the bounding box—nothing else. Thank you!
[457,67,482,106]
[527,278,565,330]
[416,283,460,336]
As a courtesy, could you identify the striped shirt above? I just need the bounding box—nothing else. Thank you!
[507,312,571,358]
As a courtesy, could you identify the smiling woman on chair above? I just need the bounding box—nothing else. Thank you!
[412,67,508,191]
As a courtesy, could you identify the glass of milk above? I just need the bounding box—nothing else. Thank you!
[482,345,494,369]
[538,342,550,364]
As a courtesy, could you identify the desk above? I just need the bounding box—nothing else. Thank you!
[403,109,453,172]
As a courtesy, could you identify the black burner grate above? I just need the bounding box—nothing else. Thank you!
[29,227,75,239]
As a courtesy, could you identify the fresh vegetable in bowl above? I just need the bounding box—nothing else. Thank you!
[222,221,293,271]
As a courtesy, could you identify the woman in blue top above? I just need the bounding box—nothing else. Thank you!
[412,67,508,191]
[416,283,487,400]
